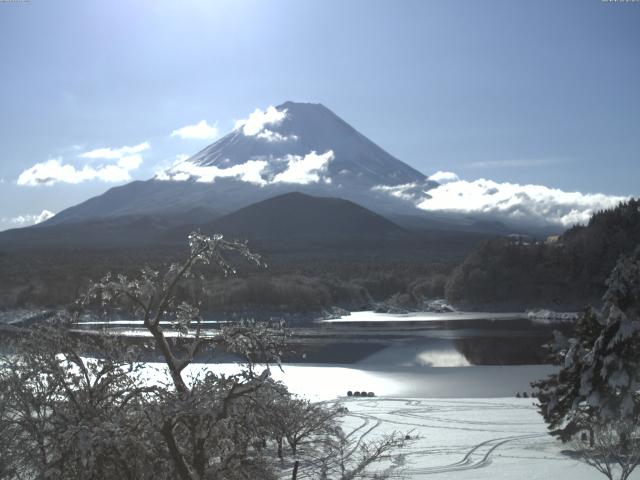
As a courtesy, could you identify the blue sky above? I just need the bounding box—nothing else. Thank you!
[0,0,639,229]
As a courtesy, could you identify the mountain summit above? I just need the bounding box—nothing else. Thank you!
[46,102,436,226]
[166,101,426,188]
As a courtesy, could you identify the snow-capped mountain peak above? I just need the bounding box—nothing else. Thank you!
[158,101,427,189]
[45,102,438,227]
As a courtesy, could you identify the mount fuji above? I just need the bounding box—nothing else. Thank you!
[0,101,518,253]
[43,101,439,227]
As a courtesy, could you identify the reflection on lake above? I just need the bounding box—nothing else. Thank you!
[68,310,566,367]
[4,309,566,398]
[293,311,564,366]
[67,312,568,367]
[322,310,527,323]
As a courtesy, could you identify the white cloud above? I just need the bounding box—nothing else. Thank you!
[428,171,459,184]
[156,150,334,186]
[17,158,130,185]
[256,130,298,143]
[235,106,286,136]
[157,159,269,185]
[272,150,334,184]
[2,210,55,227]
[116,154,143,171]
[17,142,149,186]
[171,120,219,140]
[233,105,297,142]
[154,153,190,179]
[373,182,431,203]
[416,176,627,227]
[79,142,150,160]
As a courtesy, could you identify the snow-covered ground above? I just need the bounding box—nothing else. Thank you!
[145,362,634,479]
[58,355,639,479]
[337,397,625,479]
[172,363,556,400]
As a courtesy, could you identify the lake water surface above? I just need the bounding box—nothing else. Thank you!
[82,310,563,399]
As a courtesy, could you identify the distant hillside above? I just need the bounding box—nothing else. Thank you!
[0,192,494,313]
[207,192,405,237]
[388,212,511,235]
[0,192,411,251]
[445,199,640,309]
[162,192,433,255]
[192,192,414,251]
[0,207,218,250]
[0,191,492,259]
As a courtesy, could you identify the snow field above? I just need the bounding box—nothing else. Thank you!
[336,397,638,479]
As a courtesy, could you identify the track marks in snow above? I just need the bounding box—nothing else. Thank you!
[405,434,544,475]
[345,413,383,458]
[340,398,552,477]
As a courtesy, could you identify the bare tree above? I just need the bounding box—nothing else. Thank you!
[570,420,640,480]
[0,324,163,480]
[83,232,288,480]
[83,232,269,394]
[1,233,410,480]
[312,429,409,480]
[275,397,343,457]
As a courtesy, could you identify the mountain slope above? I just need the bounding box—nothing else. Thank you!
[0,193,412,251]
[0,214,188,250]
[188,101,426,187]
[162,192,416,253]
[203,192,407,238]
[44,101,436,227]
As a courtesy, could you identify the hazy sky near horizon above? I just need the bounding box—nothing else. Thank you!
[0,0,639,228]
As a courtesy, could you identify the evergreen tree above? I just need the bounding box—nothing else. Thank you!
[535,246,640,438]
[534,246,640,479]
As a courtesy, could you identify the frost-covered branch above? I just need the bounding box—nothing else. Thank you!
[82,232,266,394]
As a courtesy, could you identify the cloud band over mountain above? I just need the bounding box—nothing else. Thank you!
[416,175,627,227]
[156,150,334,186]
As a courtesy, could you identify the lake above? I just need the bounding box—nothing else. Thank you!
[0,309,564,399]
[106,310,565,400]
